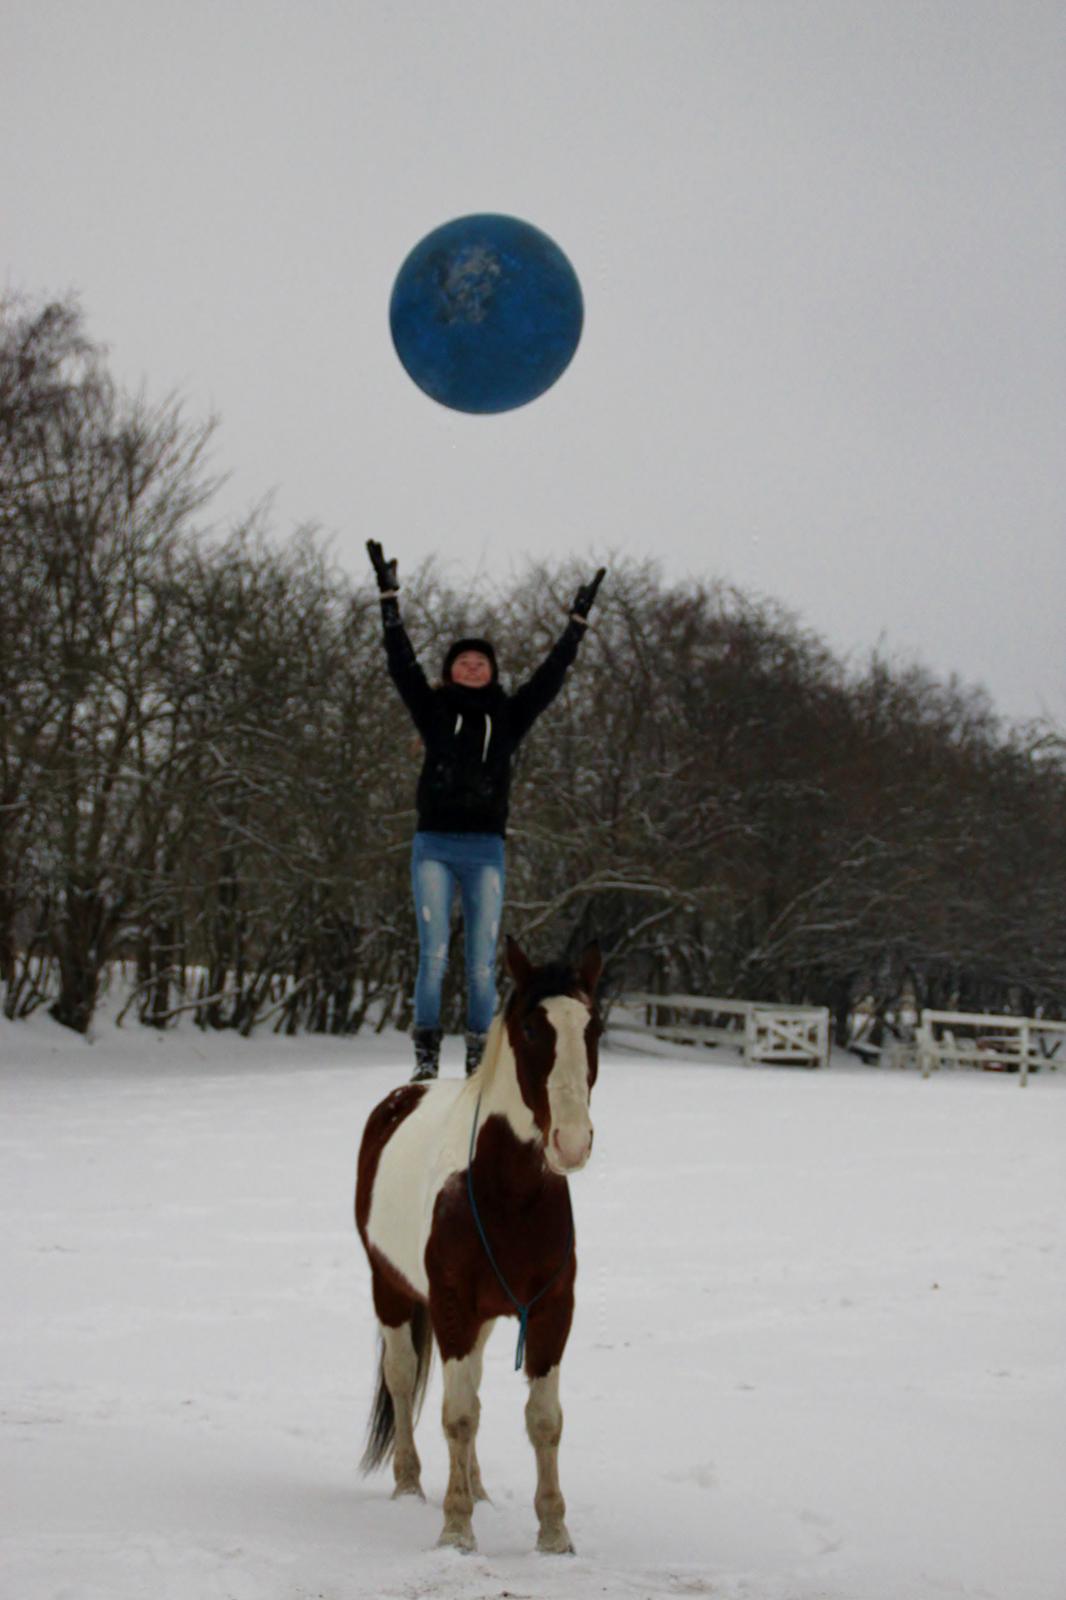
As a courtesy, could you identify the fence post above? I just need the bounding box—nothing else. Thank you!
[744,1006,756,1066]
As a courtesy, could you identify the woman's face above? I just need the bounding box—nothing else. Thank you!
[450,651,493,688]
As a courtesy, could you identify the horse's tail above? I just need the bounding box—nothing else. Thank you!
[360,1302,434,1475]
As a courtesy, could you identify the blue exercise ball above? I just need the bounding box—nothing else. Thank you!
[389,214,584,414]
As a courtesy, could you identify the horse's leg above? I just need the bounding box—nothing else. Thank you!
[524,1296,575,1554]
[370,1265,426,1499]
[381,1321,424,1498]
[437,1328,488,1551]
[467,1319,494,1503]
[525,1365,573,1553]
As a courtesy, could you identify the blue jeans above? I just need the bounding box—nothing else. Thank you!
[411,831,505,1033]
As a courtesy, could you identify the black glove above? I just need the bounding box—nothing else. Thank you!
[367,539,399,595]
[570,566,606,622]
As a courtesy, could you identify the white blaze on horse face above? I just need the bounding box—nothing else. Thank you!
[541,996,594,1174]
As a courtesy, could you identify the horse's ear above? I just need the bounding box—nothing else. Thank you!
[504,934,533,987]
[577,941,602,994]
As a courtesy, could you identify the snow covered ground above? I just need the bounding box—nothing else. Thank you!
[2,1005,1064,1600]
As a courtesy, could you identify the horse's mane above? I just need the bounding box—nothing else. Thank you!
[470,1010,508,1093]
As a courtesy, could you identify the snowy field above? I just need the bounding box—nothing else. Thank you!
[2,1005,1064,1600]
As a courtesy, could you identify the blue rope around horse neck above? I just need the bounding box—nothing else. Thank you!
[466,1091,575,1372]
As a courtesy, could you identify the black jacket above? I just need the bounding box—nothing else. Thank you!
[382,612,584,837]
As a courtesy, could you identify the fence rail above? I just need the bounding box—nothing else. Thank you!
[612,993,830,1069]
[608,995,1065,1085]
[917,1009,1066,1087]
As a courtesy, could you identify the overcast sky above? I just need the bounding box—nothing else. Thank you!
[4,0,1064,724]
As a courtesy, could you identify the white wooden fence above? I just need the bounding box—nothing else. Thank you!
[917,1009,1066,1087]
[611,993,831,1069]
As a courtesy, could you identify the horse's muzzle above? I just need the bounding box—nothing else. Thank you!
[548,1122,594,1174]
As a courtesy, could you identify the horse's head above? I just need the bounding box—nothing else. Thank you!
[503,935,603,1176]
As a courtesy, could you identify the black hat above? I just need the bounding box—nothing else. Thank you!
[442,637,498,684]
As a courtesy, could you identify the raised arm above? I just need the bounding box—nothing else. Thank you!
[366,540,435,736]
[509,567,606,741]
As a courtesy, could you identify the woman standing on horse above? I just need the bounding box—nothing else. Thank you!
[367,541,605,1082]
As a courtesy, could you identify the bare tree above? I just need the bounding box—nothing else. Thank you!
[5,299,1064,1037]
[1,297,216,1028]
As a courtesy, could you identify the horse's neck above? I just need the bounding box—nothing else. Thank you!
[475,1026,538,1149]
[469,1047,554,1211]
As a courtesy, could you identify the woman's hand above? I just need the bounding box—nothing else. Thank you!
[570,566,606,623]
[367,540,399,595]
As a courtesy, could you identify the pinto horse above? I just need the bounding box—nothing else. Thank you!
[354,936,602,1554]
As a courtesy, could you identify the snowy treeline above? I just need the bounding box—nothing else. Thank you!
[4,297,1065,1037]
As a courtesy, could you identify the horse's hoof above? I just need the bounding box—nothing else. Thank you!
[438,1522,477,1553]
[391,1481,425,1501]
[537,1526,575,1555]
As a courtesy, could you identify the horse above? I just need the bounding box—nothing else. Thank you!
[354,934,603,1555]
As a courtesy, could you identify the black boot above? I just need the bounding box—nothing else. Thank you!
[464,1030,489,1077]
[411,1027,442,1083]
